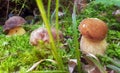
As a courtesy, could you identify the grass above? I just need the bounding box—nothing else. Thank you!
[72,1,81,73]
[36,0,64,71]
[0,26,67,72]
[0,34,34,72]
[0,0,120,72]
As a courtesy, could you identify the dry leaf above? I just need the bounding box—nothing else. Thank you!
[68,59,77,73]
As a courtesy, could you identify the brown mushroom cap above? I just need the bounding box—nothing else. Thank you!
[3,16,26,32]
[78,18,108,41]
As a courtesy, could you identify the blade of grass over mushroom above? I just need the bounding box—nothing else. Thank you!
[72,1,81,73]
[36,0,64,70]
[47,0,51,22]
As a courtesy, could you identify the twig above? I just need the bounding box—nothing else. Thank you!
[26,59,56,72]
[6,0,9,19]
[18,0,27,16]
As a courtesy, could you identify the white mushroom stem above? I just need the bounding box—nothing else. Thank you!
[80,36,108,55]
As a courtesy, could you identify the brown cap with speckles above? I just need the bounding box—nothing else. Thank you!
[78,18,108,41]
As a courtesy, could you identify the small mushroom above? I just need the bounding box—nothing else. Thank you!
[78,18,108,55]
[30,27,63,46]
[3,16,26,35]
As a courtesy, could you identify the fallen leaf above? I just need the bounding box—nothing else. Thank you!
[68,59,77,73]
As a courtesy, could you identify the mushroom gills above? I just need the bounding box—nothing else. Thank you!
[8,26,26,35]
[80,36,107,55]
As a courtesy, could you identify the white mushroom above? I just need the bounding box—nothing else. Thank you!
[78,18,108,55]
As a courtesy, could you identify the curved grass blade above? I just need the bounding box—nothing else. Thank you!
[107,64,120,72]
[87,54,107,73]
[31,70,68,73]
[27,59,57,72]
[106,56,120,68]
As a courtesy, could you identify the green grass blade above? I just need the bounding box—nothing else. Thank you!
[107,65,120,72]
[72,1,82,73]
[47,0,51,21]
[35,0,64,70]
[31,70,68,73]
[87,55,107,73]
[107,57,120,67]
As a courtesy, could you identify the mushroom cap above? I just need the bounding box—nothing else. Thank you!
[78,18,108,41]
[3,16,26,32]
[30,27,63,46]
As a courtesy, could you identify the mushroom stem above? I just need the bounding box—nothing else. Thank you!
[8,26,26,35]
[80,36,107,55]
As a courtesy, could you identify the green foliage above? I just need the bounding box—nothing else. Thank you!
[32,70,67,73]
[0,34,33,72]
[77,2,120,31]
[23,24,42,33]
[0,33,67,72]
[0,26,3,34]
[106,30,120,59]
[98,56,120,72]
[72,2,81,73]
[107,65,120,72]
[95,0,120,7]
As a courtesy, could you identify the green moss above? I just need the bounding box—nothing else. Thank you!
[0,1,120,72]
[106,30,120,59]
[0,25,67,72]
[77,2,120,31]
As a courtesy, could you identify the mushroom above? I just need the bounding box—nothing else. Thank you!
[3,16,26,35]
[30,27,63,46]
[78,18,108,55]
